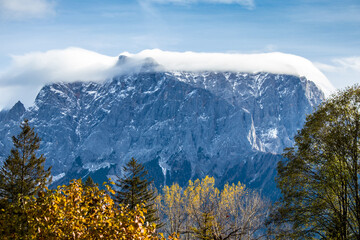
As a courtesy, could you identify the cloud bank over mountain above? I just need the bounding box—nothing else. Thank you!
[124,49,334,96]
[0,47,334,109]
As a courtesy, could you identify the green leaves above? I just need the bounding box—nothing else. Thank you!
[271,85,360,239]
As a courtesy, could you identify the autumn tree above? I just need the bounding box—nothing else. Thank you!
[114,157,159,224]
[270,85,360,239]
[160,183,187,236]
[184,176,219,240]
[0,178,178,240]
[158,176,268,240]
[0,119,51,238]
[215,182,269,239]
[20,179,159,239]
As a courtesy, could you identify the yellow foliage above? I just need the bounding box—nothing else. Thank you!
[0,179,178,240]
[158,176,267,240]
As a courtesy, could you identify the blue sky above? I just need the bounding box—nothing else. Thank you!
[1,0,359,57]
[0,0,359,108]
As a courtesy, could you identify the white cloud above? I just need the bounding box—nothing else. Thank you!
[333,57,360,72]
[3,48,118,85]
[0,47,334,110]
[141,0,255,8]
[0,0,55,19]
[123,49,335,96]
[0,48,118,109]
[316,57,360,73]
[315,57,360,90]
[313,62,338,72]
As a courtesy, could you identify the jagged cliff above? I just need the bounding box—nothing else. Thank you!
[0,58,324,198]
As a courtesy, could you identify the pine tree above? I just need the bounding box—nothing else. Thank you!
[84,175,96,188]
[114,157,159,224]
[0,119,52,202]
[0,119,52,238]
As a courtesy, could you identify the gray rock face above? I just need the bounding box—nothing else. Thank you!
[0,69,324,198]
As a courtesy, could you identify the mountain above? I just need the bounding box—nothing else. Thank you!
[0,57,324,199]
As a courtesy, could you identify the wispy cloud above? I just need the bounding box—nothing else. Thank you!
[0,0,55,20]
[333,57,360,72]
[288,4,360,24]
[2,48,118,86]
[315,57,360,90]
[0,48,118,109]
[140,0,255,9]
[315,57,360,73]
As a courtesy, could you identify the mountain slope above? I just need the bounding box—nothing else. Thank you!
[0,66,324,198]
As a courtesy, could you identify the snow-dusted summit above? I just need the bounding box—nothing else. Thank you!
[0,53,326,198]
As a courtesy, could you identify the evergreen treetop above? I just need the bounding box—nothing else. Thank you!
[0,119,52,238]
[114,157,159,224]
[84,175,97,188]
[0,119,52,202]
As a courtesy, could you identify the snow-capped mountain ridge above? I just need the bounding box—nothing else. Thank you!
[0,69,324,198]
[122,49,334,96]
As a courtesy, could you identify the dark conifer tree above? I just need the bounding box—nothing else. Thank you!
[114,157,159,224]
[0,119,51,202]
[84,175,96,188]
[0,119,52,238]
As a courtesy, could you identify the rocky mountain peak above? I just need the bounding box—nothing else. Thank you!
[0,71,324,199]
[5,101,25,121]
